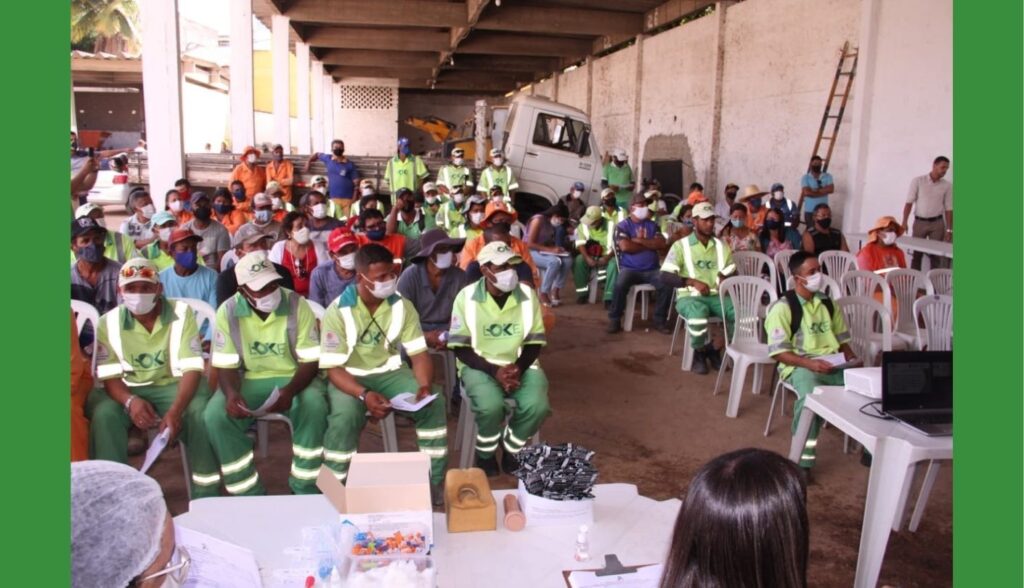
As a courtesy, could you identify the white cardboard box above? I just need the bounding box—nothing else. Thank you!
[516,481,594,527]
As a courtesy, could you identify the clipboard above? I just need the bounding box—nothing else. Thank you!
[562,554,663,587]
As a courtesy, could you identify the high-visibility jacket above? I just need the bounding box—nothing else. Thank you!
[660,234,736,297]
[211,289,320,377]
[438,164,474,189]
[575,221,614,253]
[478,165,518,196]
[96,298,204,385]
[447,281,546,367]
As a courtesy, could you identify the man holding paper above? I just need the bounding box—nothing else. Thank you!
[204,251,328,496]
[765,251,859,470]
[88,257,221,497]
[319,244,448,502]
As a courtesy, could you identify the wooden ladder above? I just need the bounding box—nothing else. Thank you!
[811,41,859,172]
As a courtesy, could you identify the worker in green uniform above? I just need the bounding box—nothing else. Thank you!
[319,243,448,504]
[438,184,470,234]
[478,148,518,201]
[765,251,858,470]
[599,188,626,225]
[572,205,619,305]
[602,148,635,208]
[88,257,221,497]
[383,137,429,204]
[659,202,737,375]
[437,148,474,195]
[204,250,328,496]
[422,182,442,230]
[447,241,550,477]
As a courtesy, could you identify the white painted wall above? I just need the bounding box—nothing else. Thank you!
[334,78,399,157]
[533,77,556,99]
[590,44,639,158]
[182,82,229,153]
[558,65,589,114]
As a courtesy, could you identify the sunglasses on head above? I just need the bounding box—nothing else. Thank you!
[120,266,157,280]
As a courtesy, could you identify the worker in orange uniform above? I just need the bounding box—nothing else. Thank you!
[71,311,92,461]
[230,146,267,202]
[265,144,295,203]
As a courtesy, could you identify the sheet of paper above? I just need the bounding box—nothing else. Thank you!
[389,392,439,412]
[554,251,571,257]
[820,352,848,367]
[140,428,170,474]
[567,564,664,588]
[243,386,281,417]
[176,526,264,588]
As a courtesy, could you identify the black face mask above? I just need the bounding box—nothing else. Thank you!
[193,207,212,221]
[332,148,344,157]
[602,199,616,208]
[817,217,832,229]
[764,219,780,230]
[726,191,738,200]
[492,221,512,233]
[403,203,415,213]
[811,164,823,173]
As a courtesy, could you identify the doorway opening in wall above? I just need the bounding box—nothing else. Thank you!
[643,159,684,203]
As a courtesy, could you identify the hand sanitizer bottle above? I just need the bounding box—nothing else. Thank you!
[574,524,591,562]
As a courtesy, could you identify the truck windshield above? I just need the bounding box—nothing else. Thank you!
[532,113,590,156]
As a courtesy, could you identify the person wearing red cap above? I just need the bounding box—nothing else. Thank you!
[310,228,360,308]
[229,146,267,201]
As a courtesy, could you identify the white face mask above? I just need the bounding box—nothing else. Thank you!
[551,217,564,227]
[433,251,454,269]
[292,227,311,244]
[453,157,464,166]
[140,204,156,219]
[800,272,823,293]
[337,252,356,270]
[271,197,283,210]
[158,227,173,242]
[250,288,281,313]
[246,154,257,164]
[490,268,519,293]
[168,200,183,213]
[365,276,398,299]
[425,196,439,205]
[570,190,582,199]
[122,293,157,315]
[632,206,650,220]
[311,203,328,219]
[361,187,375,197]
[493,158,504,166]
[469,211,485,225]
[772,190,784,201]
[880,231,897,245]
[453,193,466,204]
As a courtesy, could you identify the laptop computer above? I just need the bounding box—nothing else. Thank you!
[881,351,953,436]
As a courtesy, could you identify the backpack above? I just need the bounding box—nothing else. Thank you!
[783,290,834,337]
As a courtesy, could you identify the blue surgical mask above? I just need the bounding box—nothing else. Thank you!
[213,203,232,215]
[174,250,198,271]
[366,228,386,241]
[682,218,694,228]
[749,198,762,210]
[730,218,744,228]
[232,189,246,202]
[76,242,104,263]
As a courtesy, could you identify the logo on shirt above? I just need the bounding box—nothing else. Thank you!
[695,260,716,270]
[808,321,831,335]
[249,340,286,357]
[324,331,340,351]
[770,327,786,342]
[483,323,521,338]
[131,350,167,369]
[359,329,385,346]
[189,336,202,355]
[449,314,462,333]
[95,342,110,363]
[214,331,226,350]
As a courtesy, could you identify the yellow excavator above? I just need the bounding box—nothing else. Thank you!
[403,115,490,159]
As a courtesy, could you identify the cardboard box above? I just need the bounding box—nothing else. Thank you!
[516,481,594,527]
[317,452,435,546]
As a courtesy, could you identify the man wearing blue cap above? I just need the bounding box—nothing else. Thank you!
[384,137,429,205]
[768,182,800,228]
[560,181,587,225]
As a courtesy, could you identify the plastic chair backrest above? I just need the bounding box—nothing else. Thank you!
[837,296,892,366]
[774,249,796,292]
[886,269,930,335]
[733,251,777,289]
[819,250,857,282]
[720,276,777,346]
[71,300,100,376]
[304,299,326,321]
[926,268,952,296]
[785,274,841,299]
[914,295,952,351]
[169,298,216,336]
[841,270,892,314]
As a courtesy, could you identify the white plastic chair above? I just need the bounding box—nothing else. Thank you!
[429,348,457,415]
[836,296,893,367]
[887,269,932,346]
[773,249,796,293]
[71,300,100,378]
[456,384,541,469]
[841,270,892,312]
[668,312,723,370]
[765,377,800,437]
[733,251,777,289]
[914,295,952,351]
[170,297,216,338]
[146,427,195,500]
[818,250,857,283]
[926,268,952,296]
[714,277,777,418]
[304,299,326,321]
[623,284,655,332]
[785,274,842,299]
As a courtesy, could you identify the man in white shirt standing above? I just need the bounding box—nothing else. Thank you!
[901,156,952,270]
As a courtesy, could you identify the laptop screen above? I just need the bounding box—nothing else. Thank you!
[881,351,953,412]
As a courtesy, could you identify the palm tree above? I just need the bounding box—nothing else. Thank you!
[70,0,140,55]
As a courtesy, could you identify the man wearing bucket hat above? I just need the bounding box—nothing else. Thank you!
[602,148,635,207]
[659,202,737,375]
[437,147,474,194]
[478,148,519,201]
[398,228,468,347]
[738,185,769,231]
[230,146,267,200]
[448,241,551,476]
[856,216,907,273]
[205,250,328,496]
[88,257,221,497]
[384,137,429,203]
[573,205,619,305]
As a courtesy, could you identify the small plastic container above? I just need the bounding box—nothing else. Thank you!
[344,555,436,588]
[347,522,431,558]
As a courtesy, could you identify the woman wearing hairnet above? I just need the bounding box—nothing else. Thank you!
[71,461,190,587]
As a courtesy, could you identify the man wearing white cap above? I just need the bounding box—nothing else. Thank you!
[478,148,518,200]
[238,192,284,242]
[204,251,328,496]
[384,137,429,204]
[437,147,474,194]
[88,257,221,497]
[602,148,635,207]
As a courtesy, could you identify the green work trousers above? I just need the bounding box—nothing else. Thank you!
[788,367,846,468]
[461,365,550,460]
[203,376,328,495]
[675,295,735,349]
[87,381,220,498]
[324,368,448,485]
[572,256,619,302]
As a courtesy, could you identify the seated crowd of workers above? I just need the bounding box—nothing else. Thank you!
[70,140,951,494]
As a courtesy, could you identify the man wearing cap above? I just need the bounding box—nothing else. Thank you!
[122,189,158,250]
[439,184,470,234]
[738,185,769,231]
[185,191,232,267]
[88,257,221,497]
[437,148,474,194]
[422,182,443,230]
[348,179,378,219]
[71,218,123,321]
[602,148,635,207]
[266,181,295,221]
[600,188,626,225]
[141,211,179,270]
[74,203,139,264]
[768,182,800,228]
[901,156,953,270]
[319,244,448,500]
[659,201,737,375]
[387,187,428,257]
[205,250,328,496]
[478,148,518,201]
[561,181,587,224]
[384,137,429,203]
[266,144,295,203]
[310,227,360,308]
[607,196,673,334]
[300,190,346,264]
[573,205,619,305]
[215,225,295,306]
[684,182,707,206]
[230,146,267,200]
[856,216,908,273]
[448,241,550,476]
[239,192,284,242]
[715,183,739,221]
[459,202,541,285]
[158,228,219,313]
[309,176,346,220]
[451,194,487,240]
[799,155,835,227]
[398,228,468,347]
[305,139,359,216]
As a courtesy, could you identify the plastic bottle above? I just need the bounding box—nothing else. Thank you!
[574,524,590,562]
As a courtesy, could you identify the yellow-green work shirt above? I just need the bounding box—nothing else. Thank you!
[764,293,852,379]
[384,155,429,195]
[437,164,474,189]
[575,220,613,253]
[478,165,519,196]
[660,234,735,298]
[447,281,546,366]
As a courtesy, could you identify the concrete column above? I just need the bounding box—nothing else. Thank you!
[311,61,324,154]
[475,99,488,169]
[843,0,882,233]
[705,1,732,196]
[296,43,311,154]
[139,0,185,207]
[322,76,335,151]
[585,58,593,117]
[631,35,645,170]
[553,72,560,102]
[271,14,291,150]
[229,0,255,152]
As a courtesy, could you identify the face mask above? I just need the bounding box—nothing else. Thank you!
[292,227,311,244]
[250,288,281,313]
[817,217,832,229]
[158,228,173,242]
[361,187,375,197]
[772,191,784,201]
[366,228,386,241]
[433,251,454,269]
[194,207,213,221]
[273,153,283,162]
[337,252,356,271]
[271,197,283,210]
[603,199,616,208]
[570,190,582,199]
[682,218,694,228]
[730,218,744,228]
[333,148,344,157]
[140,204,156,219]
[314,184,327,193]
[93,218,107,228]
[453,157,464,166]
[551,218,564,227]
[632,206,650,220]
[400,145,411,156]
[800,272,823,293]
[246,154,257,164]
[254,209,271,224]
[614,159,625,167]
[811,164,822,173]
[880,231,897,246]
[122,293,158,315]
[493,158,504,166]
[76,243,104,264]
[726,191,738,201]
[403,203,415,213]
[749,199,762,210]
[490,268,519,293]
[232,189,246,202]
[364,275,398,299]
[425,196,439,205]
[764,219,781,230]
[453,193,466,204]
[212,203,232,215]
[174,250,198,271]
[492,221,512,234]
[469,211,485,225]
[168,200,183,213]
[311,203,328,219]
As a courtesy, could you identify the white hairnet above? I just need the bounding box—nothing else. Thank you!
[72,461,168,588]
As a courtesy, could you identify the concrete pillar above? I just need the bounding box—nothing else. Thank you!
[844,0,881,233]
[631,35,645,171]
[322,76,335,151]
[229,0,255,152]
[296,43,311,154]
[311,61,324,154]
[271,14,291,150]
[139,0,185,207]
[553,73,560,102]
[705,1,732,196]
[585,58,593,117]
[475,99,488,169]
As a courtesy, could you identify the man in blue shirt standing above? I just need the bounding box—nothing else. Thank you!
[607,195,674,334]
[304,138,359,218]
[798,155,834,227]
